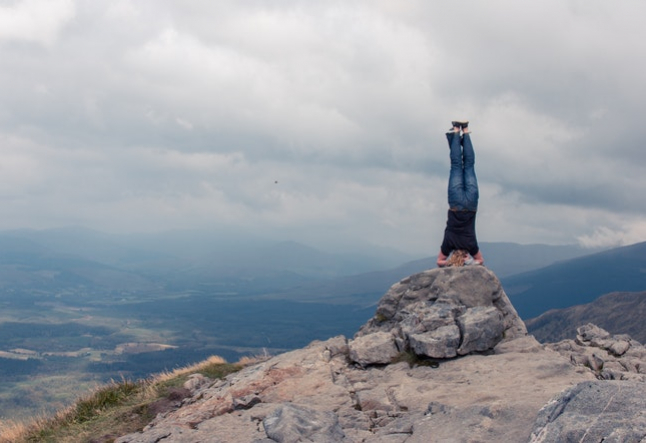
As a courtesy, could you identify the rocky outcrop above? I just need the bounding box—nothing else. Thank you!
[117,335,596,443]
[351,267,527,364]
[545,323,646,382]
[115,268,646,443]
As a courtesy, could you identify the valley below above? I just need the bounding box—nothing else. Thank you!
[0,286,373,421]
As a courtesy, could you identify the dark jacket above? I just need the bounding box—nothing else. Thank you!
[440,210,479,257]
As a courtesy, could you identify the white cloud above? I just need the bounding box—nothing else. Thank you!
[577,222,646,249]
[0,0,75,45]
[0,0,645,255]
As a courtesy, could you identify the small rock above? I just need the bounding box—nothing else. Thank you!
[575,323,610,345]
[608,340,631,356]
[183,374,208,392]
[233,394,262,410]
[349,331,399,366]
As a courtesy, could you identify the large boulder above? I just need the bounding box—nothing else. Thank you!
[350,267,527,364]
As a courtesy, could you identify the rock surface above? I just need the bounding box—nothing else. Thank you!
[263,403,346,443]
[529,380,646,442]
[115,268,645,443]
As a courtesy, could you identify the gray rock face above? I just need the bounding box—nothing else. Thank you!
[350,267,526,364]
[263,403,346,443]
[409,324,460,358]
[348,331,400,366]
[529,380,646,442]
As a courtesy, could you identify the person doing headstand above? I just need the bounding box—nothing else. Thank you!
[437,120,484,267]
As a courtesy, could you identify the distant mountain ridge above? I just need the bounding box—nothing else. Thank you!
[0,228,414,296]
[2,227,642,322]
[256,242,598,306]
[0,228,602,302]
[526,291,646,343]
[477,241,599,278]
[503,241,646,318]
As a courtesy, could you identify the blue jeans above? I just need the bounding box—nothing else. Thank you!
[446,132,478,211]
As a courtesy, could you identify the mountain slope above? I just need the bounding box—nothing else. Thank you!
[258,242,604,305]
[0,229,414,293]
[503,241,646,318]
[478,241,597,278]
[525,291,646,343]
[0,235,156,292]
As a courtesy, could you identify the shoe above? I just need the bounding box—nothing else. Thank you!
[451,120,469,130]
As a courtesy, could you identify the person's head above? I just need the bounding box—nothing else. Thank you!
[447,250,468,267]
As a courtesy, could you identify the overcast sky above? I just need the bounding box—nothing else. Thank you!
[1,0,645,256]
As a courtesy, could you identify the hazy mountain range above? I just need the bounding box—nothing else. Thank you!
[0,228,411,298]
[1,227,644,317]
[502,241,646,318]
[0,226,644,322]
[525,291,646,344]
[0,228,602,304]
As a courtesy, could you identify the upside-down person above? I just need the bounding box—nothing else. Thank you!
[437,120,484,267]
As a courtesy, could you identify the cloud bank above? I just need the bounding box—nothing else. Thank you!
[1,0,645,254]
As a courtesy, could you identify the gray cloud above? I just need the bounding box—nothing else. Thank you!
[0,0,645,255]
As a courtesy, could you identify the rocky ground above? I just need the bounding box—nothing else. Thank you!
[116,267,646,443]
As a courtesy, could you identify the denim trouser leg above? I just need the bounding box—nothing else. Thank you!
[461,133,479,211]
[447,132,466,210]
[446,133,479,211]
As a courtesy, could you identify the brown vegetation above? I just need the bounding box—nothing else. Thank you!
[0,355,248,443]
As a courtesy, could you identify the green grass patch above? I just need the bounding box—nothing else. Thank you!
[3,357,246,443]
[72,379,141,424]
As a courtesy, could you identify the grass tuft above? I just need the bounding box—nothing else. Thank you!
[72,379,141,424]
[0,355,252,443]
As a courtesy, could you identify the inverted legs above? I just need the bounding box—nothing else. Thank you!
[446,132,478,211]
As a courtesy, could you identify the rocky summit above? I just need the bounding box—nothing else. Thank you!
[351,266,527,363]
[116,267,646,443]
